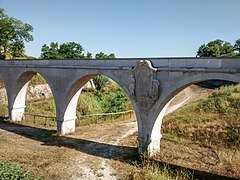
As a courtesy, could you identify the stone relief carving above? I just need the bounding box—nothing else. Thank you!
[129,60,160,111]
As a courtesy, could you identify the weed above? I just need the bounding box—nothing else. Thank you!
[0,160,43,180]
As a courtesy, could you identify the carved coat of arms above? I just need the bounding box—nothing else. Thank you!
[129,60,160,111]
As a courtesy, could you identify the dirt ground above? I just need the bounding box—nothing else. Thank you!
[0,85,239,179]
[0,121,136,180]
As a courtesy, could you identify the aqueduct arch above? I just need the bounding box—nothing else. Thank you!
[60,72,140,135]
[1,58,240,156]
[148,73,240,155]
[4,70,56,122]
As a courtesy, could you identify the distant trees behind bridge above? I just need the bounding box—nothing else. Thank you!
[197,39,240,57]
[40,42,115,60]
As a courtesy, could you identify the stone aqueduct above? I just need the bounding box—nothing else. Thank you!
[0,57,240,155]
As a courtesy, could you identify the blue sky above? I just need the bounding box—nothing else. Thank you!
[1,0,240,58]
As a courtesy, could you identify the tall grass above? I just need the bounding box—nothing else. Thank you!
[125,158,192,180]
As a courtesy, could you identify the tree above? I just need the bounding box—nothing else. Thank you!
[41,42,86,59]
[95,52,115,59]
[41,42,62,59]
[86,52,93,59]
[58,42,85,59]
[93,52,116,90]
[234,39,240,56]
[0,8,33,59]
[197,39,236,57]
[196,39,238,88]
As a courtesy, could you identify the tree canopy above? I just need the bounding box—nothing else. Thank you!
[95,52,115,59]
[41,42,115,60]
[196,39,238,57]
[0,8,33,59]
[41,42,86,59]
[196,38,240,88]
[234,39,240,56]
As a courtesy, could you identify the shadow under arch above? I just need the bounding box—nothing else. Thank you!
[63,71,140,136]
[150,73,240,155]
[10,70,56,121]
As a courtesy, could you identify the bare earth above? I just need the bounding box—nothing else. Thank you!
[0,85,238,179]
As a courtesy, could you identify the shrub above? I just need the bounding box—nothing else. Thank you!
[93,75,109,90]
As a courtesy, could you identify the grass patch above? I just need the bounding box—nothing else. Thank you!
[0,160,42,180]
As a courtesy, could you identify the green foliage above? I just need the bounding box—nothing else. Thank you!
[77,82,130,115]
[0,160,41,180]
[76,92,102,115]
[95,52,115,59]
[40,42,85,59]
[96,83,129,113]
[40,42,62,59]
[58,42,85,59]
[86,52,93,59]
[0,8,33,59]
[197,39,237,57]
[93,75,109,91]
[25,81,131,118]
[93,53,116,90]
[25,81,130,116]
[234,38,240,56]
[40,42,116,60]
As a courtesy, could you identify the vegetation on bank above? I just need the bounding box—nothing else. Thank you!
[163,84,240,148]
[25,80,131,117]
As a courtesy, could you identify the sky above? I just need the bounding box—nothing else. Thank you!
[1,0,240,58]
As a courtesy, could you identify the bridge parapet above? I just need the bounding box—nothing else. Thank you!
[1,57,240,70]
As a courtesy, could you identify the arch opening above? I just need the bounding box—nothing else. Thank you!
[62,73,139,152]
[10,71,56,128]
[151,75,240,176]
